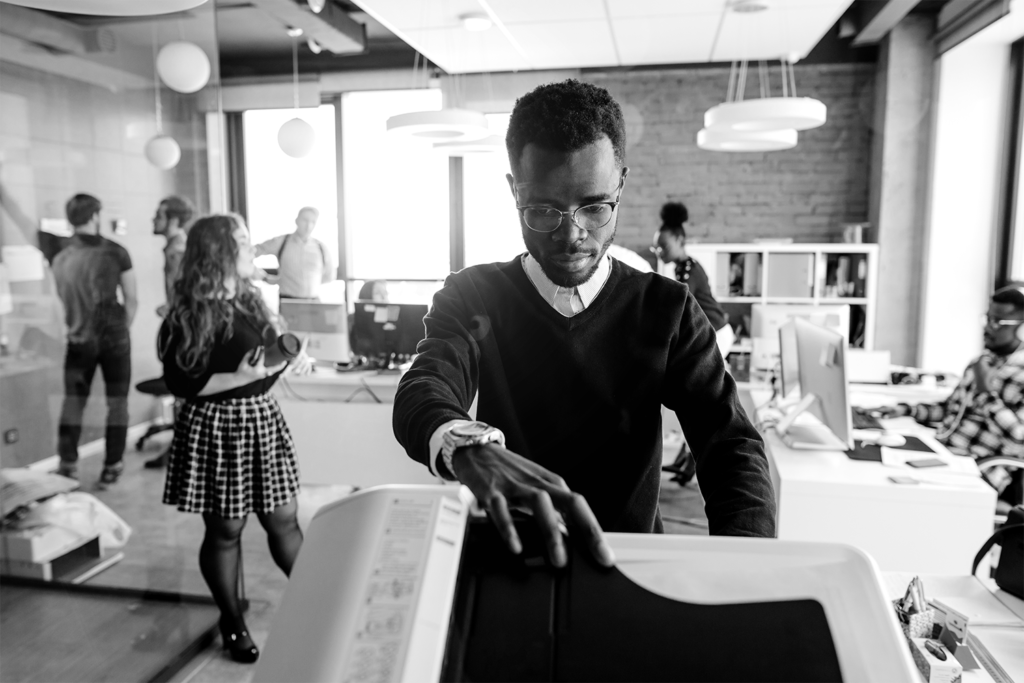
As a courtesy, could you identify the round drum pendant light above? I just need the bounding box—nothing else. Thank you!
[1,0,208,15]
[705,97,826,132]
[145,135,181,169]
[387,109,490,142]
[696,128,797,153]
[433,134,504,156]
[156,41,211,94]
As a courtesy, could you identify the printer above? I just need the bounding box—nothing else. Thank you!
[255,485,917,682]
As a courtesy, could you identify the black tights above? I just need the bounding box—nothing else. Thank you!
[199,500,303,627]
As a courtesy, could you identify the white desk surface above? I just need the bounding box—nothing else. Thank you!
[742,386,997,574]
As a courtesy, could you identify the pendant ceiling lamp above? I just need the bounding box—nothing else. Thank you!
[278,28,315,159]
[0,0,207,14]
[145,27,180,170]
[697,128,797,153]
[703,59,826,133]
[433,134,504,156]
[156,41,211,94]
[386,52,490,143]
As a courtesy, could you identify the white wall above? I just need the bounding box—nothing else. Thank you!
[920,43,1008,372]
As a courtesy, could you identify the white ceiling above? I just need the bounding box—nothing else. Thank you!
[349,0,856,74]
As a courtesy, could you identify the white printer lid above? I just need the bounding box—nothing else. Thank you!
[255,485,917,683]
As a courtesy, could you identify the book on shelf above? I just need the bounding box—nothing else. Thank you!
[824,253,867,298]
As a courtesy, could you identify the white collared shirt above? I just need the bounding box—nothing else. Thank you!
[426,252,614,477]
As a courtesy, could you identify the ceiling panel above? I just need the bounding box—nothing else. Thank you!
[712,2,850,62]
[614,13,721,65]
[401,26,531,73]
[504,20,618,70]
[605,0,726,19]
[487,0,607,24]
[356,0,481,31]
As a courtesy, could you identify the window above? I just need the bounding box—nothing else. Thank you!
[242,105,339,269]
[463,113,525,268]
[341,90,449,280]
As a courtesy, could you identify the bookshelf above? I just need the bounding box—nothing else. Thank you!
[660,243,880,350]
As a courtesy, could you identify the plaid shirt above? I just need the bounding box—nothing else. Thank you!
[907,347,1024,459]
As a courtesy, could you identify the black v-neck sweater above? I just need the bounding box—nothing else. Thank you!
[394,257,776,537]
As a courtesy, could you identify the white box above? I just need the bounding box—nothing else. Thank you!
[0,526,85,562]
[909,638,962,683]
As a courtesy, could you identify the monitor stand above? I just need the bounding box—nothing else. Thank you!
[774,393,849,451]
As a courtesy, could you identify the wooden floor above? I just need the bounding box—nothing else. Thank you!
[4,433,707,683]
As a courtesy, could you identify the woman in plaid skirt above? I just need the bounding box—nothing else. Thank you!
[158,214,313,664]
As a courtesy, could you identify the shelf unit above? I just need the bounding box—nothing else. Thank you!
[660,243,879,350]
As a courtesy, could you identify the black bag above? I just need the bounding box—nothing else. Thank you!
[972,505,1024,599]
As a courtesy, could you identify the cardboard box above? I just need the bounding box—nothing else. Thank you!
[0,525,85,563]
[0,536,101,582]
[909,638,962,683]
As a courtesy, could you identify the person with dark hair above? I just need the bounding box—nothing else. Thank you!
[255,206,334,300]
[159,214,312,664]
[652,201,734,486]
[154,195,195,312]
[52,193,137,486]
[357,279,388,302]
[880,284,1024,508]
[394,79,775,570]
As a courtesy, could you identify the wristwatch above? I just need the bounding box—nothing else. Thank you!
[440,421,505,479]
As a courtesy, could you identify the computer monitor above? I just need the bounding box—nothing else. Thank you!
[279,300,351,364]
[778,321,800,399]
[750,304,850,371]
[350,301,429,369]
[775,317,853,451]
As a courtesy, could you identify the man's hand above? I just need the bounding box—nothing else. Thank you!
[970,356,994,394]
[451,443,615,569]
[286,338,314,376]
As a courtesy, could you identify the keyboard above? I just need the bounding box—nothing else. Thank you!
[852,407,883,431]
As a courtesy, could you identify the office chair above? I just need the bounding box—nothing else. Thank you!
[977,455,1024,525]
[134,377,175,451]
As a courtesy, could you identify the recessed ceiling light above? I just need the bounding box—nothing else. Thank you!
[460,13,493,32]
[730,0,770,13]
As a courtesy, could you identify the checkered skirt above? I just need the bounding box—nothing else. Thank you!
[163,393,300,518]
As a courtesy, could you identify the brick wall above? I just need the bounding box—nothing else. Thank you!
[582,63,875,251]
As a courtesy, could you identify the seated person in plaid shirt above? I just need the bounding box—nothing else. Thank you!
[882,285,1024,508]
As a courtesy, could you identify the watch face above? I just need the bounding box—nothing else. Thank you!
[453,422,491,437]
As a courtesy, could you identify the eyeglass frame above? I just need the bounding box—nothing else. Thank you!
[981,315,1024,329]
[515,179,625,234]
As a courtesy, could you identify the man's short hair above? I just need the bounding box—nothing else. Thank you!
[506,79,626,174]
[659,202,689,239]
[297,206,319,219]
[66,194,101,228]
[993,282,1024,314]
[160,196,195,227]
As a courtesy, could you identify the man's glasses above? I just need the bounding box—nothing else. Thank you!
[517,181,624,234]
[980,315,1024,329]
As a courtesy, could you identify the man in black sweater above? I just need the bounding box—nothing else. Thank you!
[393,80,776,568]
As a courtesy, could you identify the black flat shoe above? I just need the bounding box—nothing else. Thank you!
[219,621,259,664]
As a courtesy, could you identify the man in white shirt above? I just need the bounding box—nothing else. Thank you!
[255,206,335,299]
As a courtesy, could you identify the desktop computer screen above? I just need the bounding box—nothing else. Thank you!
[788,317,853,450]
[750,304,850,372]
[778,321,800,399]
[279,300,351,364]
[350,301,429,367]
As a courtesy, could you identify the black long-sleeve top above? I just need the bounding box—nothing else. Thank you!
[393,258,776,537]
[160,306,284,402]
[675,257,727,330]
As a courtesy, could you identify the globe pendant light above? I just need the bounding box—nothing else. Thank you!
[145,28,180,170]
[703,59,826,134]
[278,28,315,159]
[696,128,797,153]
[156,41,211,94]
[0,0,207,15]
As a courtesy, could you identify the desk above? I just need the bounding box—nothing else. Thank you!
[742,386,997,574]
[272,367,439,487]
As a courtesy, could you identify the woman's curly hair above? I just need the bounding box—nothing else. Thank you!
[159,214,272,377]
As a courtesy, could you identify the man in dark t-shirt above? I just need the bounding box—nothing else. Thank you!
[52,194,137,487]
[393,80,775,571]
